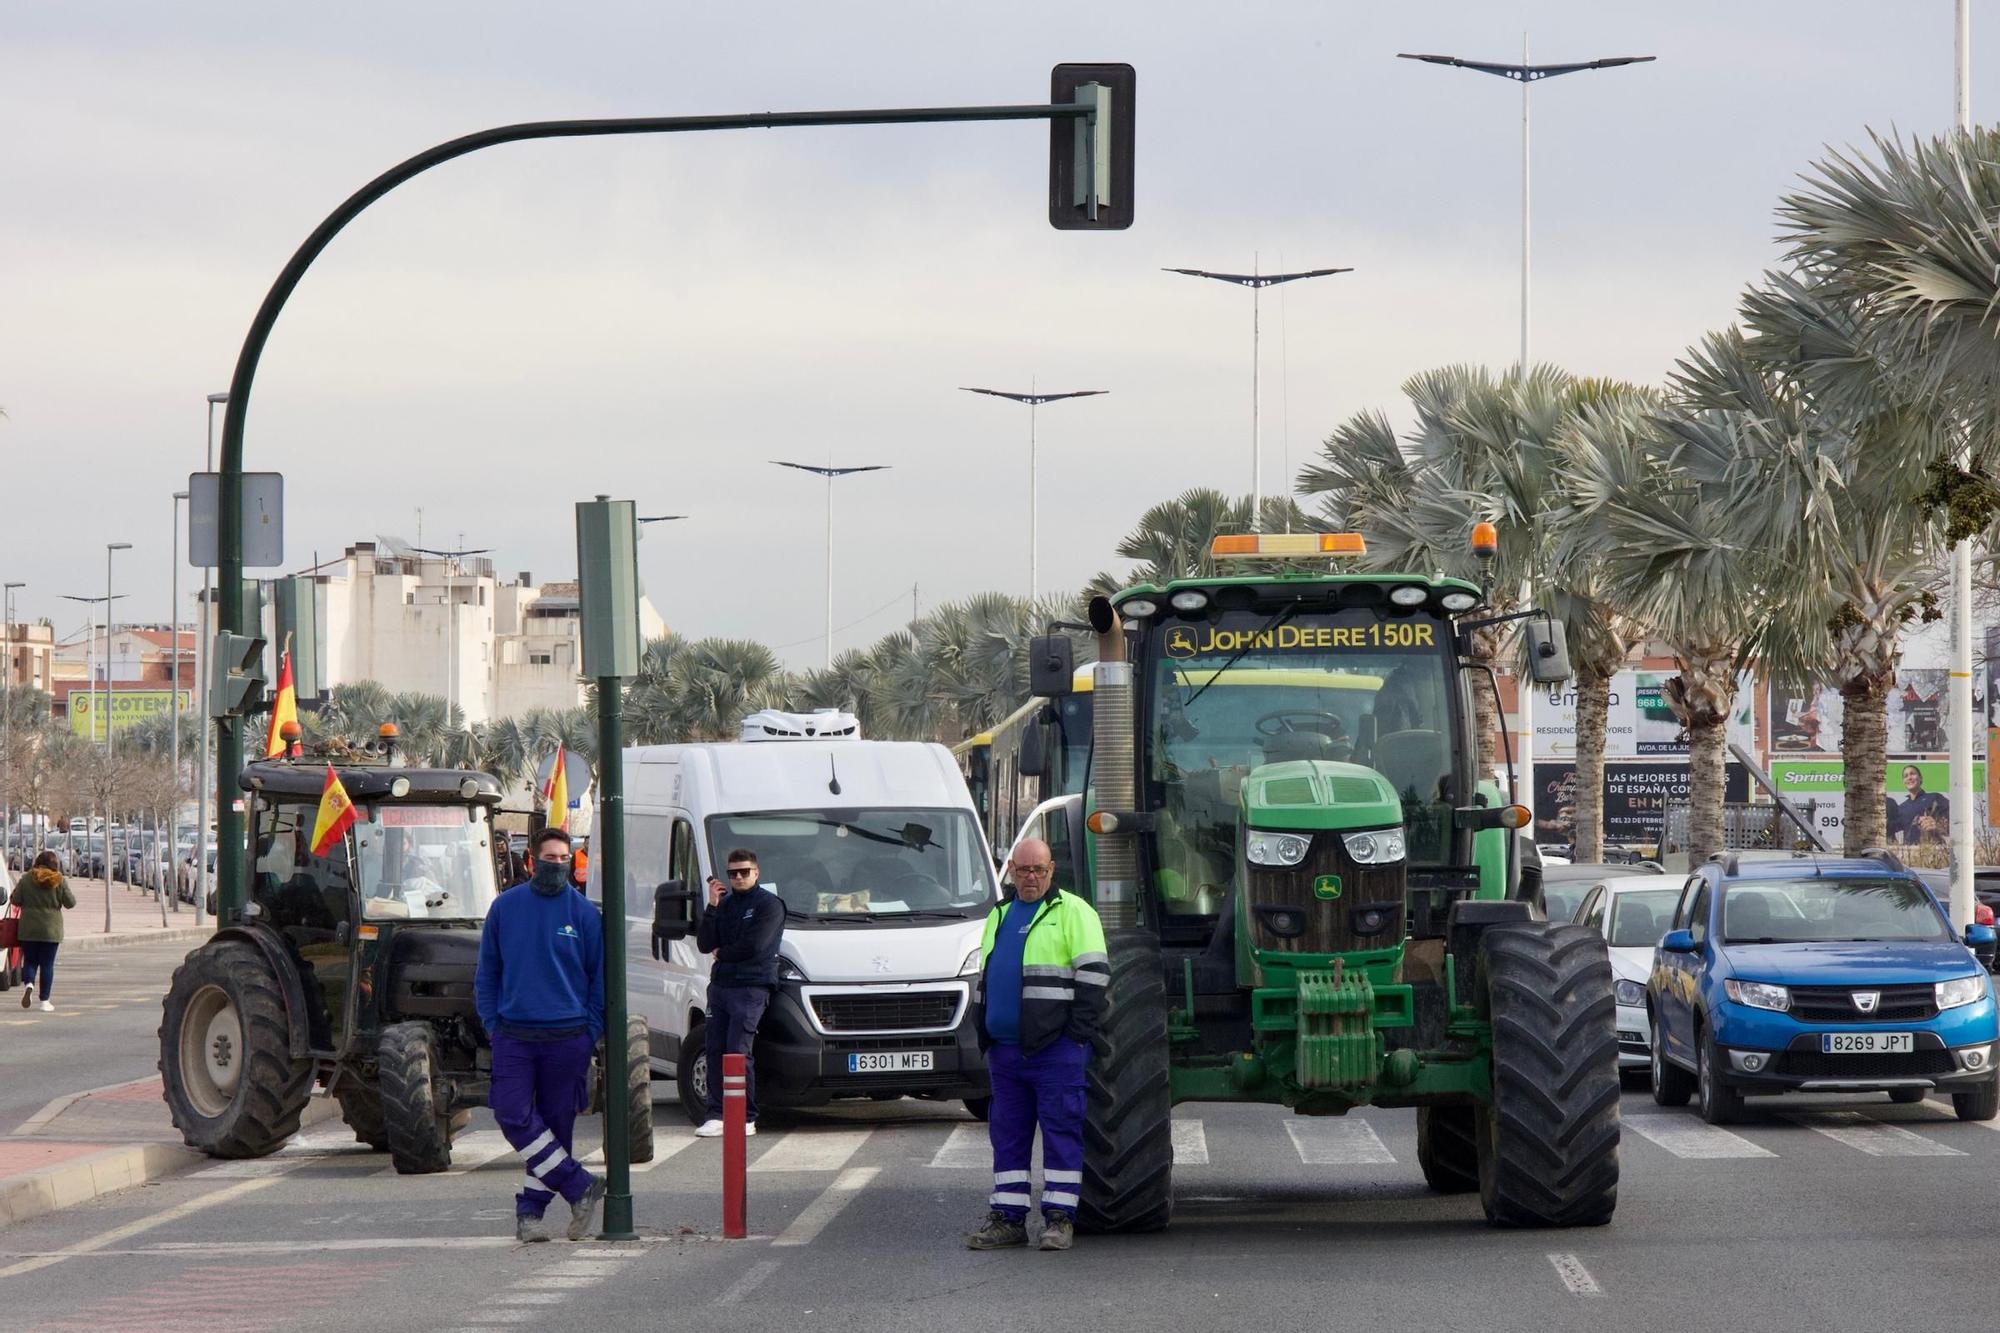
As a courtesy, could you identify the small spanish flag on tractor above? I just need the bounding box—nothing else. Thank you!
[310,763,359,857]
[544,746,570,832]
[264,638,298,759]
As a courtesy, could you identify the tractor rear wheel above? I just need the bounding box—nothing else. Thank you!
[1077,929,1173,1235]
[335,1078,389,1151]
[1474,923,1620,1228]
[1415,1105,1479,1194]
[159,938,313,1158]
[378,1021,459,1174]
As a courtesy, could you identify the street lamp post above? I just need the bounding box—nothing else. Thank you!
[770,462,888,669]
[2,581,21,854]
[958,385,1106,603]
[104,543,131,760]
[1950,0,1975,931]
[171,492,188,913]
[1163,263,1352,530]
[197,392,227,927]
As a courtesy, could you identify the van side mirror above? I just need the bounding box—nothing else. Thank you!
[1028,635,1075,697]
[652,879,694,956]
[1660,928,1698,954]
[1019,717,1052,779]
[1524,618,1571,685]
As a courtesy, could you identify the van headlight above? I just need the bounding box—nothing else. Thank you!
[1341,829,1406,865]
[1723,979,1790,1012]
[959,948,984,977]
[1937,975,1987,1011]
[1613,979,1646,1007]
[1246,831,1312,867]
[777,957,809,983]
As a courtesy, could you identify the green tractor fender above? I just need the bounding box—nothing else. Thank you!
[210,923,315,1060]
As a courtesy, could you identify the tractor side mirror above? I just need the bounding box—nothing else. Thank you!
[1028,635,1075,697]
[1524,618,1571,685]
[1660,928,1698,954]
[652,879,694,955]
[1019,717,1052,779]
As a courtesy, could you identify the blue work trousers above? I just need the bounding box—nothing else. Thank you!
[986,1038,1088,1221]
[489,1030,597,1219]
[704,984,772,1122]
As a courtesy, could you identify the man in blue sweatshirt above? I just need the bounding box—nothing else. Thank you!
[475,826,606,1242]
[693,847,786,1137]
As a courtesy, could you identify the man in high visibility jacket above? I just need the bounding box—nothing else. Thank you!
[964,837,1109,1252]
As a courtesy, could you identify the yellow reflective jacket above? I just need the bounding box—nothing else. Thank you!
[973,886,1110,1054]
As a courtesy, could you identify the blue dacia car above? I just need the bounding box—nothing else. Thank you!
[1648,853,2000,1124]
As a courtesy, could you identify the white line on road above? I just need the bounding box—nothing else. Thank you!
[927,1124,988,1169]
[148,1237,516,1254]
[750,1128,873,1173]
[0,1175,282,1279]
[1785,1111,1967,1157]
[771,1166,880,1247]
[370,1129,514,1177]
[1547,1252,1604,1296]
[1284,1118,1394,1165]
[513,1276,605,1289]
[582,1130,702,1172]
[1172,1119,1210,1166]
[1621,1116,1775,1159]
[715,1259,782,1305]
[484,1293,567,1305]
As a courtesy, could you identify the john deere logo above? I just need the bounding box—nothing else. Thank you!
[1166,627,1198,659]
[1313,874,1343,900]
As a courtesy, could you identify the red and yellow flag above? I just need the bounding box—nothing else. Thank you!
[310,764,359,856]
[264,640,298,758]
[544,747,570,832]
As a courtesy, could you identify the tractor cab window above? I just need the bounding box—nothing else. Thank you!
[1147,608,1457,917]
[353,805,500,921]
[254,803,354,939]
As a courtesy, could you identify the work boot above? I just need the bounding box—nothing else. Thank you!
[515,1214,550,1244]
[567,1178,607,1241]
[1039,1212,1074,1251]
[964,1211,1028,1250]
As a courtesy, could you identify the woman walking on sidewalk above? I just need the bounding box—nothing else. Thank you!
[13,851,76,1012]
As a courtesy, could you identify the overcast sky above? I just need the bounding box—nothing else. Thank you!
[3,1,1989,670]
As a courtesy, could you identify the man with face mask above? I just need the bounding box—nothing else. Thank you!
[475,827,607,1242]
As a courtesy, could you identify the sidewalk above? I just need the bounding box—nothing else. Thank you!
[12,875,216,951]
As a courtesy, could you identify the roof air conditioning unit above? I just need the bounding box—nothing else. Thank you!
[739,708,861,743]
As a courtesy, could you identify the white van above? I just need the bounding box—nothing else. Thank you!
[592,710,998,1124]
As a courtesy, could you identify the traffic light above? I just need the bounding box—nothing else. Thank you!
[210,631,268,718]
[1048,63,1135,230]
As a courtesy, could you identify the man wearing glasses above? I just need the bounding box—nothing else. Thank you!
[965,837,1109,1252]
[475,826,606,1242]
[694,848,786,1138]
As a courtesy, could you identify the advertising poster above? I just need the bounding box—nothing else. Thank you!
[1768,682,1844,755]
[1530,669,1753,760]
[1768,670,1986,759]
[1532,761,1748,851]
[66,689,189,742]
[1768,757,1988,848]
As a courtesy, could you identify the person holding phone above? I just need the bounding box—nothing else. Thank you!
[693,848,785,1138]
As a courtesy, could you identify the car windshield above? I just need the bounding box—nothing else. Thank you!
[353,804,501,921]
[1720,877,1950,944]
[1607,889,1682,947]
[706,808,994,921]
[1543,883,1589,923]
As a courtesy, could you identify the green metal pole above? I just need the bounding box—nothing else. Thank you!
[597,676,634,1240]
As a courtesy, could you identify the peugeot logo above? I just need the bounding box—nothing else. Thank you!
[1852,991,1881,1014]
[872,955,892,975]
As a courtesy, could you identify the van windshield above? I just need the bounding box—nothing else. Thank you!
[707,808,995,921]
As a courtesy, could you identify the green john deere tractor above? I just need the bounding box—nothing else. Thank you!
[1020,532,1617,1232]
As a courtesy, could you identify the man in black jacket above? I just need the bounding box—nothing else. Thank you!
[694,847,786,1137]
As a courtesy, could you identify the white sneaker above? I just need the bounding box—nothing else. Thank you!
[695,1119,724,1137]
[745,1121,758,1137]
[39,1001,53,1012]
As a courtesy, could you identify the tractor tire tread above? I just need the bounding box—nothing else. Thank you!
[1078,929,1173,1235]
[378,1021,454,1174]
[157,938,312,1159]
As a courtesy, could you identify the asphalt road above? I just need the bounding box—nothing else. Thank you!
[2,1069,1995,1332]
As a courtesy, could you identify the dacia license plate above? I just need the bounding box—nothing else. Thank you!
[847,1051,934,1073]
[1820,1032,1913,1054]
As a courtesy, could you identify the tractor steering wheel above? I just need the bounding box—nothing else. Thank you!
[1255,709,1347,739]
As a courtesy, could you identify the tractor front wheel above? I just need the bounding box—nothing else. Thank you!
[159,938,312,1158]
[1415,1104,1479,1194]
[1077,929,1173,1235]
[1475,922,1620,1228]
[378,1021,459,1174]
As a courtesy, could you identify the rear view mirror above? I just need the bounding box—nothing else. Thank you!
[1660,928,1698,954]
[1029,635,1075,697]
[1019,716,1052,778]
[652,879,694,955]
[1524,618,1571,685]
[1967,922,1998,970]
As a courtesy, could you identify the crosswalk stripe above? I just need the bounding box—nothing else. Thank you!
[928,1124,989,1169]
[1171,1119,1209,1165]
[772,1166,878,1247]
[1285,1118,1395,1165]
[1785,1111,1966,1156]
[1622,1116,1775,1159]
[369,1129,513,1178]
[750,1128,873,1173]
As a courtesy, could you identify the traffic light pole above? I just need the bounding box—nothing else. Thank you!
[208,89,1118,924]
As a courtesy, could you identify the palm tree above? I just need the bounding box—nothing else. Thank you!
[1088,490,1316,598]
[622,634,787,744]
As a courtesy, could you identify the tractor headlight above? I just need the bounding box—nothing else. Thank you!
[1341,829,1406,865]
[1388,585,1430,608]
[1120,598,1160,619]
[1245,830,1312,867]
[1440,591,1479,613]
[1937,975,1987,1011]
[1613,979,1647,1007]
[1723,979,1791,1012]
[1169,591,1210,613]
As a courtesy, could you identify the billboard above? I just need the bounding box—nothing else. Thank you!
[1532,761,1749,850]
[1770,669,1987,757]
[67,689,190,741]
[1530,669,1754,759]
[1767,757,1988,847]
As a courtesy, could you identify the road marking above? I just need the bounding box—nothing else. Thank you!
[771,1166,880,1247]
[750,1128,872,1173]
[928,1124,988,1169]
[0,1175,281,1278]
[513,1275,604,1289]
[1785,1111,1967,1156]
[1284,1119,1394,1165]
[1172,1119,1209,1166]
[715,1258,781,1305]
[1622,1117,1775,1159]
[149,1237,516,1254]
[369,1129,514,1178]
[487,1292,567,1305]
[1547,1252,1604,1296]
[582,1130,701,1171]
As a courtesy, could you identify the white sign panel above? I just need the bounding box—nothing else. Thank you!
[188,472,285,568]
[1531,668,1754,759]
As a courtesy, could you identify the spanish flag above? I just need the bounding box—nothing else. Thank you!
[264,638,298,759]
[544,747,570,832]
[310,764,359,856]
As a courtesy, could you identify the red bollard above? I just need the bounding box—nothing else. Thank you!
[722,1053,747,1238]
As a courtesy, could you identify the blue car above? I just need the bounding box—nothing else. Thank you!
[1649,853,2000,1124]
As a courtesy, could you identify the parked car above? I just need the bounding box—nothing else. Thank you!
[1540,860,1665,927]
[1649,852,2000,1124]
[1572,876,1688,1071]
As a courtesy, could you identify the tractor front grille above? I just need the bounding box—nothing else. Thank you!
[1243,836,1404,955]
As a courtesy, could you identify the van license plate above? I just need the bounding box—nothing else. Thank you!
[848,1051,934,1073]
[1820,1032,1913,1054]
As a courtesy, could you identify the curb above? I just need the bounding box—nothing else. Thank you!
[0,1094,340,1231]
[61,927,214,954]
